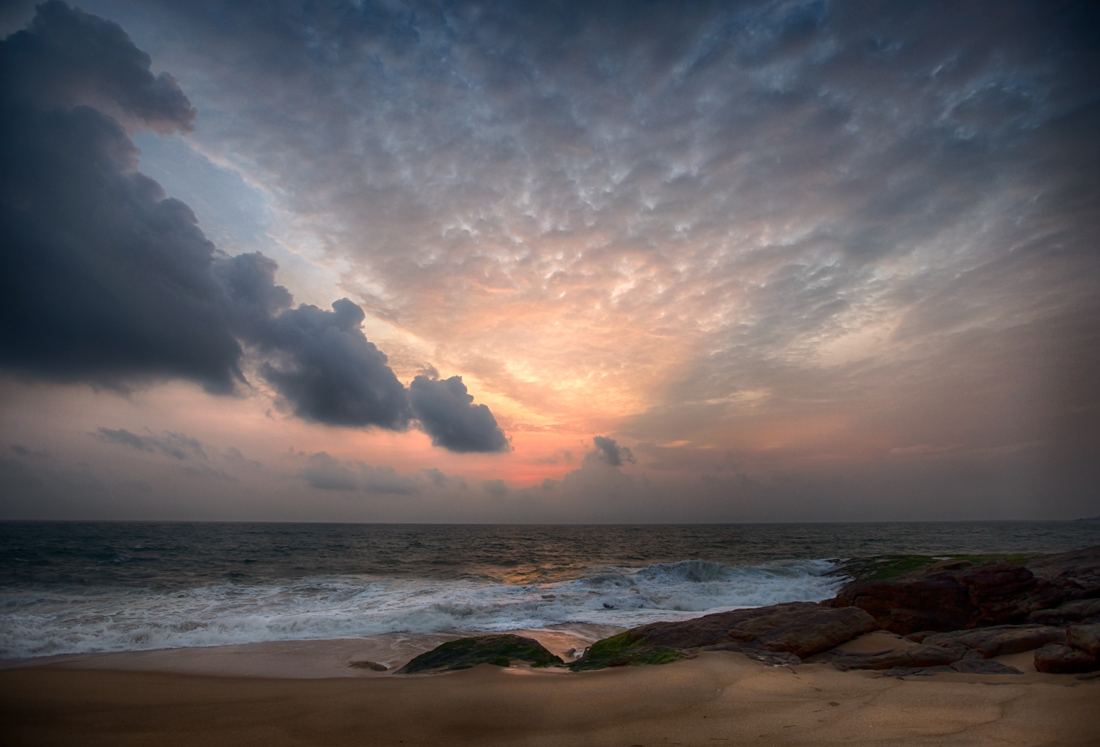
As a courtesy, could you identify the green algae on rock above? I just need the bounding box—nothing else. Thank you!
[396,634,564,674]
[568,630,686,671]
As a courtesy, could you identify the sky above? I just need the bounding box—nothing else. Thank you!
[1,0,1098,522]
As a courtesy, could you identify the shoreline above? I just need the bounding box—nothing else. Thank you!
[2,641,1097,746]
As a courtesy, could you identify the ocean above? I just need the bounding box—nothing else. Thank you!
[2,521,1097,659]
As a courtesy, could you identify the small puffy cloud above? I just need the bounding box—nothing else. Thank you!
[408,375,509,453]
[591,436,635,467]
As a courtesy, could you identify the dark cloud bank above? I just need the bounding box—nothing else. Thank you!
[0,2,507,452]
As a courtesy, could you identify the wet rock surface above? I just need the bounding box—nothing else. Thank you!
[397,634,564,674]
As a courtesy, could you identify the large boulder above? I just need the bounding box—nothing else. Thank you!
[569,601,874,671]
[396,634,564,674]
[920,625,1066,658]
[831,641,968,671]
[1033,643,1100,674]
[831,546,1100,635]
[1027,598,1100,626]
[1066,623,1100,655]
[746,607,878,658]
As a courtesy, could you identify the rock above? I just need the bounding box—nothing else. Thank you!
[881,665,953,676]
[348,660,388,671]
[831,546,1100,635]
[920,625,1065,658]
[640,602,821,650]
[1067,623,1100,655]
[741,650,801,667]
[831,641,967,671]
[1027,598,1100,626]
[570,601,872,671]
[746,607,878,658]
[1033,643,1100,674]
[567,629,686,671]
[831,561,1036,634]
[396,634,564,674]
[949,659,1023,675]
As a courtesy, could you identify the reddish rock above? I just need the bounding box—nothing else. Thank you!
[831,547,1100,635]
[746,607,878,659]
[624,601,832,651]
[831,561,1036,634]
[1034,643,1100,674]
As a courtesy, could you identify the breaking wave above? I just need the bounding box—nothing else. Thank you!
[0,558,842,658]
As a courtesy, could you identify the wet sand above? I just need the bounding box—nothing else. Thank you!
[1,633,1097,746]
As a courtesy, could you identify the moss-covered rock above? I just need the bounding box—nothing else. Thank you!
[568,630,685,671]
[396,634,564,674]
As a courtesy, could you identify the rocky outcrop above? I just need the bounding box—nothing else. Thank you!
[919,625,1065,658]
[830,641,968,671]
[831,547,1100,635]
[1033,643,1100,674]
[743,607,878,659]
[397,634,564,674]
[569,602,875,671]
[1066,623,1100,655]
[1027,598,1100,626]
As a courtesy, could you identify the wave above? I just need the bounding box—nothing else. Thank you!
[0,558,845,659]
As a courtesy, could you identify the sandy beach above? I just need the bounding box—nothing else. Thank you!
[2,632,1097,747]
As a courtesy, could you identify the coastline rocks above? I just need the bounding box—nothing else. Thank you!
[569,602,874,671]
[744,606,878,659]
[1033,643,1100,674]
[1066,623,1100,655]
[831,641,968,671]
[831,561,1036,634]
[397,634,564,674]
[831,547,1100,635]
[1027,598,1100,626]
[919,625,1066,658]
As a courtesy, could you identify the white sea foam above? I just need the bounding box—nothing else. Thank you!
[0,558,844,659]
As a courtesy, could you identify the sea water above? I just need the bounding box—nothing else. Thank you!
[1,521,1097,659]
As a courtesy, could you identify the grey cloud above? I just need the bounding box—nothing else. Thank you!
[482,479,508,498]
[591,436,634,467]
[408,375,509,453]
[0,3,504,449]
[94,427,208,460]
[299,451,441,495]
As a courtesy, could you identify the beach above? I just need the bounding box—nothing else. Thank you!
[2,634,1098,746]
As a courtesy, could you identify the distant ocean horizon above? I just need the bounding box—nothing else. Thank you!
[2,520,1098,660]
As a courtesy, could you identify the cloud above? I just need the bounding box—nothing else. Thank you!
[94,427,207,460]
[482,478,508,498]
[407,375,509,453]
[0,3,504,450]
[591,436,634,467]
[299,451,442,495]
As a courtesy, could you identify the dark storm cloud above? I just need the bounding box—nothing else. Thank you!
[0,2,240,392]
[407,375,509,453]
[591,436,634,467]
[0,3,504,450]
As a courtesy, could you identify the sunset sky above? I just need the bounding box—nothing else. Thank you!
[2,0,1098,522]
